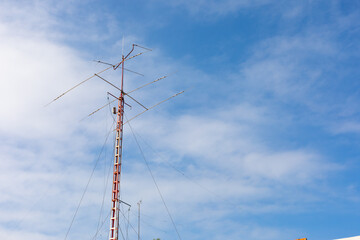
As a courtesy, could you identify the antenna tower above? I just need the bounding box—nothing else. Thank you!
[46,43,185,240]
[109,46,133,240]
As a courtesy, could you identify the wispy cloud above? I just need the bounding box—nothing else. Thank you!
[1,1,360,240]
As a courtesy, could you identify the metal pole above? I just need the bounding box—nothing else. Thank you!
[109,55,125,240]
[109,45,135,240]
[137,200,142,240]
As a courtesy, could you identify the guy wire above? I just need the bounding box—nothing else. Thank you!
[125,114,182,240]
[64,117,116,240]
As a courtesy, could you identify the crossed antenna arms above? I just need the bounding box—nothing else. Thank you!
[84,73,184,124]
[44,44,151,107]
[86,75,172,116]
[45,44,185,124]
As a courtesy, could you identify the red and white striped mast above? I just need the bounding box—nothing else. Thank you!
[109,45,134,240]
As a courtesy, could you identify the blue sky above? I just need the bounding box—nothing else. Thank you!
[1,1,360,240]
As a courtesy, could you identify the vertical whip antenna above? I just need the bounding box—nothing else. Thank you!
[122,36,124,56]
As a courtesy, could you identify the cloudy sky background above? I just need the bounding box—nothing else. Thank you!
[1,0,360,240]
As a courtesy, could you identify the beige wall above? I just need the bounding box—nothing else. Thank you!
[335,236,360,240]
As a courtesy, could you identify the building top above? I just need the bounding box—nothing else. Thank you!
[335,236,360,240]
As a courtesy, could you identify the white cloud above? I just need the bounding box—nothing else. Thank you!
[330,121,360,134]
[242,151,323,182]
[0,3,122,239]
[130,107,328,183]
[241,34,335,102]
[0,1,348,240]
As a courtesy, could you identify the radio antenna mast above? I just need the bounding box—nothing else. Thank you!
[109,46,131,240]
[46,43,185,240]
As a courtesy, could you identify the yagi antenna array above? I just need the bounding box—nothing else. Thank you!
[84,74,172,119]
[44,44,151,107]
[46,43,184,124]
